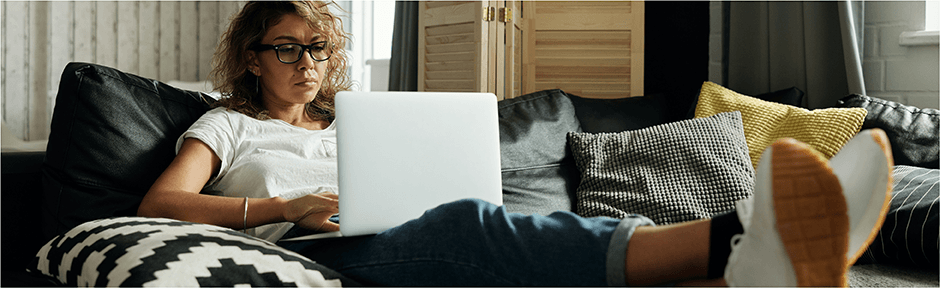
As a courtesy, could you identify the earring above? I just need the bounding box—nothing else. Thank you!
[255,75,260,95]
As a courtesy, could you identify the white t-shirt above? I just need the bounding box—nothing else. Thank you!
[176,107,338,242]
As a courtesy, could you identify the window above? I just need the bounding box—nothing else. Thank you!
[926,1,939,31]
[899,1,939,46]
[337,0,396,91]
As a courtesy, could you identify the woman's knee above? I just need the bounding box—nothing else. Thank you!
[426,198,494,219]
[409,198,499,232]
[439,198,496,213]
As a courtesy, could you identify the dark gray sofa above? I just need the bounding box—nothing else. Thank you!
[2,62,937,286]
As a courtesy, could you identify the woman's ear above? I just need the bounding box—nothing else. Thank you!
[246,51,261,76]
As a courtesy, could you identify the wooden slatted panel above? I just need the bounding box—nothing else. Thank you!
[534,1,633,31]
[0,1,244,141]
[507,1,526,99]
[531,1,643,99]
[511,26,523,98]
[419,1,486,92]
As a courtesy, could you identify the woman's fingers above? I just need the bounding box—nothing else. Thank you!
[317,191,339,200]
[285,193,340,232]
[318,220,340,232]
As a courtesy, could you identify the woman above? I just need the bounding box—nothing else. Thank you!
[138,1,890,286]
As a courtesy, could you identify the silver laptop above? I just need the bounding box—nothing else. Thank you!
[281,91,503,241]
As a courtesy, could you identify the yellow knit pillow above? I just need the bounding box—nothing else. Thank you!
[694,81,867,168]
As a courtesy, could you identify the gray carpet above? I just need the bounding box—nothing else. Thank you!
[849,264,939,287]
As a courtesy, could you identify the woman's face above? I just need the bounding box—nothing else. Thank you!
[249,13,329,110]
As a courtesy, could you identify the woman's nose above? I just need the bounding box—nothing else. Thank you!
[297,50,317,70]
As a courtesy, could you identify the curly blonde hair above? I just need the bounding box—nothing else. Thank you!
[210,0,352,122]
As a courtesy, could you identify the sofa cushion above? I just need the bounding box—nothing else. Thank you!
[837,94,939,169]
[568,92,692,133]
[567,111,754,225]
[755,86,805,108]
[41,63,214,241]
[31,217,357,287]
[859,166,939,268]
[498,89,582,215]
[568,87,803,135]
[695,81,866,168]
[686,86,807,119]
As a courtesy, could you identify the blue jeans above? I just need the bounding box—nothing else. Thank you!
[278,199,655,286]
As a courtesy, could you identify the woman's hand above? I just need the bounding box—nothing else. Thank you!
[284,192,340,232]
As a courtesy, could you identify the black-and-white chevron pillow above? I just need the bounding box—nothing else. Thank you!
[567,111,755,225]
[31,217,355,287]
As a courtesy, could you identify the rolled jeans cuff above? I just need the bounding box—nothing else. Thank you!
[606,215,656,286]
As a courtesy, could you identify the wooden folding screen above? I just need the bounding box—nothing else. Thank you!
[417,1,644,100]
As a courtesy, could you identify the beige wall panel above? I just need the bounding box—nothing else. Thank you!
[49,1,73,126]
[117,1,140,73]
[1,1,244,141]
[159,1,181,81]
[198,1,219,81]
[96,1,118,68]
[4,1,30,139]
[28,1,48,140]
[179,1,198,81]
[139,1,160,79]
[73,2,94,63]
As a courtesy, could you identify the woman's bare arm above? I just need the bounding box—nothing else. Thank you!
[137,138,292,230]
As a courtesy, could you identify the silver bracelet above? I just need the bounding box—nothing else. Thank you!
[242,197,249,233]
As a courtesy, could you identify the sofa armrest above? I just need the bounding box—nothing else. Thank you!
[1,152,48,273]
[2,151,45,174]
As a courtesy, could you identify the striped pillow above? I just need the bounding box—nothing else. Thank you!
[859,166,939,267]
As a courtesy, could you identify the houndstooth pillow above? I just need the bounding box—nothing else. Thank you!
[568,111,754,225]
[30,217,355,287]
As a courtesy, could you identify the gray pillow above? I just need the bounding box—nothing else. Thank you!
[568,111,754,224]
[499,89,582,215]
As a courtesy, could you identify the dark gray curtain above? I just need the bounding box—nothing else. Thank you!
[839,0,866,96]
[388,1,419,91]
[714,1,865,109]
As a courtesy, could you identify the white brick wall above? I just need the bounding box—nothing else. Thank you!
[863,1,939,109]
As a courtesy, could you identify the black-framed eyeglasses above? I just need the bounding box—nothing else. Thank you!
[250,41,333,64]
